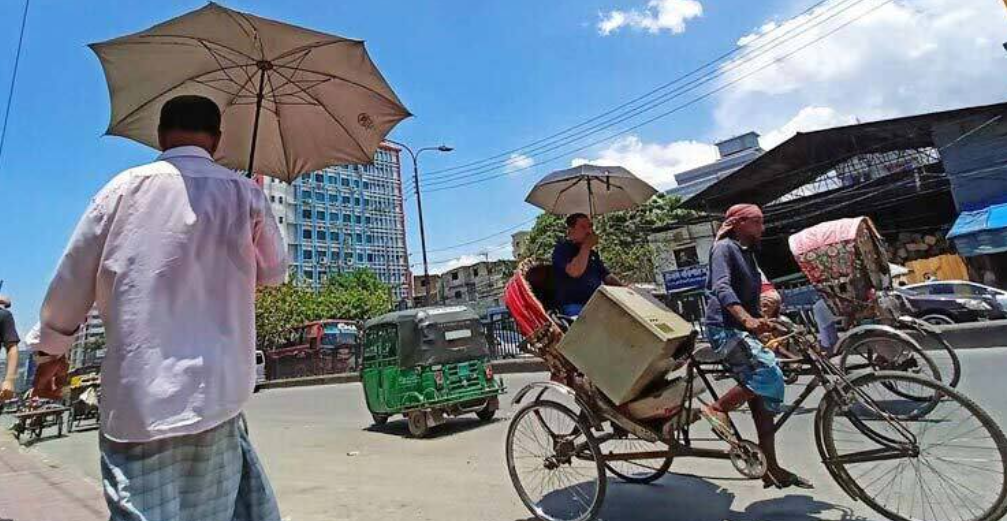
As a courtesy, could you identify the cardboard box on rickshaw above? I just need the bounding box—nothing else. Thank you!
[556,286,695,412]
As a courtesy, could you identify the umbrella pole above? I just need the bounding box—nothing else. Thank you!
[586,176,595,217]
[246,67,267,178]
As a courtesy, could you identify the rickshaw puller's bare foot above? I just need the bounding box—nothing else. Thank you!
[763,469,814,490]
[701,405,736,442]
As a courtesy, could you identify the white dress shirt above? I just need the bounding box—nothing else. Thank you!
[27,146,287,442]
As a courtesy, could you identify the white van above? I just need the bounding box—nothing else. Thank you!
[254,350,266,393]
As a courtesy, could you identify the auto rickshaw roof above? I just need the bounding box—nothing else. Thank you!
[365,306,480,329]
[366,306,490,367]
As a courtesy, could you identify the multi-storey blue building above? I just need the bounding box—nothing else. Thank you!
[260,143,411,300]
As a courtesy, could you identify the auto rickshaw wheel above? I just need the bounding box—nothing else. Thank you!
[371,413,389,426]
[476,397,499,422]
[407,411,430,438]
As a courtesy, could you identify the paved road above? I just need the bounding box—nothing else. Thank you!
[21,348,1007,521]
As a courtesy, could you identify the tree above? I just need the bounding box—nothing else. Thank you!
[520,194,692,283]
[255,269,394,349]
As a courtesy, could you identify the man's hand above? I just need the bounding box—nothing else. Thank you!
[32,356,69,401]
[583,232,599,250]
[742,317,774,335]
[0,379,14,401]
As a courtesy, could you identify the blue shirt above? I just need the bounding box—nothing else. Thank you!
[552,239,610,309]
[704,239,762,330]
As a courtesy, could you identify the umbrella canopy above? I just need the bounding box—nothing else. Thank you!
[525,164,657,216]
[90,2,411,181]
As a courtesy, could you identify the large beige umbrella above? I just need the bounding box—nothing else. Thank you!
[526,164,658,216]
[90,2,411,181]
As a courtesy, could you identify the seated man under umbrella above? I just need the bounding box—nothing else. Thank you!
[552,213,623,317]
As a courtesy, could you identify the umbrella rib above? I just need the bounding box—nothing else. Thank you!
[270,38,358,63]
[128,34,259,64]
[197,40,257,98]
[221,8,264,60]
[269,66,370,159]
[108,62,261,132]
[271,64,408,113]
[265,70,292,178]
[551,177,587,212]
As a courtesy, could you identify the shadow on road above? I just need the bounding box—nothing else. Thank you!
[363,416,504,439]
[515,472,869,521]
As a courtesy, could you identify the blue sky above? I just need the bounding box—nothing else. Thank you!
[2,0,1006,330]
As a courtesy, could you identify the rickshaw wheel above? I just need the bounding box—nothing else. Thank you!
[407,411,430,438]
[506,399,605,521]
[371,413,389,426]
[602,435,673,484]
[476,397,499,422]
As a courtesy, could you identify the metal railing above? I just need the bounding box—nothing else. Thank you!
[483,313,526,360]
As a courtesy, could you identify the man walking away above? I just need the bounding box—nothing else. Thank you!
[0,295,19,401]
[27,95,287,521]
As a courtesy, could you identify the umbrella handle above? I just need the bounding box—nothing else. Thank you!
[246,66,268,178]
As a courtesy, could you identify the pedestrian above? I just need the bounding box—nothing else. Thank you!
[551,213,623,317]
[701,203,812,490]
[27,95,287,521]
[0,295,20,402]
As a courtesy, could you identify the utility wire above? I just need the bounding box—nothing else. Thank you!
[421,0,879,187]
[423,0,894,194]
[0,0,30,171]
[422,0,846,179]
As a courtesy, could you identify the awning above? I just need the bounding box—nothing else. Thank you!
[947,203,1007,256]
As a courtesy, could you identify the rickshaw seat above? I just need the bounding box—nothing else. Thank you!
[525,264,559,312]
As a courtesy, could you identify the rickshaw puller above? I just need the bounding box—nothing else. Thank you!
[702,204,813,490]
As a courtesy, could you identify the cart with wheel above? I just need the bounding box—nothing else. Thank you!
[11,398,68,443]
[502,260,1007,521]
[784,216,962,389]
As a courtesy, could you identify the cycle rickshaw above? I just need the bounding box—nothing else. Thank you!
[781,216,962,389]
[502,259,1007,521]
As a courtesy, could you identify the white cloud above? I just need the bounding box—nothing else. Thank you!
[504,153,535,174]
[429,243,514,275]
[572,135,719,189]
[760,106,858,150]
[713,0,1007,142]
[598,0,703,36]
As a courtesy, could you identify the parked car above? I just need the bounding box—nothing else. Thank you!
[254,350,266,393]
[901,280,1007,310]
[896,283,1006,325]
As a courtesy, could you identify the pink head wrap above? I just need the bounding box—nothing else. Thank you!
[716,204,763,241]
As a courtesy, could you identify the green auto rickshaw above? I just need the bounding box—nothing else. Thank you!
[361,306,506,437]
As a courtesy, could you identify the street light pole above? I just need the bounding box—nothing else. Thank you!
[386,140,453,307]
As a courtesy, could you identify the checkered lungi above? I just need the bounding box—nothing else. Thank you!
[100,415,280,521]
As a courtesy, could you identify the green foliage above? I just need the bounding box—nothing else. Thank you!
[255,269,394,349]
[520,194,693,283]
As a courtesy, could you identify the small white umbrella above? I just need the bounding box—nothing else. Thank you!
[525,164,657,216]
[90,2,411,181]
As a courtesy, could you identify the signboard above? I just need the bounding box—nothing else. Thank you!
[662,265,708,293]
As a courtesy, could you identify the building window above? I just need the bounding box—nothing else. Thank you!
[329,193,340,203]
[342,195,351,205]
[366,235,373,244]
[302,209,312,220]
[303,190,312,199]
[367,253,374,263]
[355,215,362,224]
[329,213,339,222]
[278,196,284,204]
[355,233,363,243]
[452,272,459,281]
[329,231,339,241]
[473,268,479,277]
[343,214,352,223]
[302,229,313,240]
[454,291,462,300]
[354,197,361,207]
[314,173,324,183]
[316,210,326,220]
[305,270,314,280]
[357,253,364,262]
[278,216,284,224]
[270,195,276,203]
[303,250,313,260]
[674,246,700,268]
[342,178,350,187]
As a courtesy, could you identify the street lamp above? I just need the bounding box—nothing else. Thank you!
[385,140,453,306]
